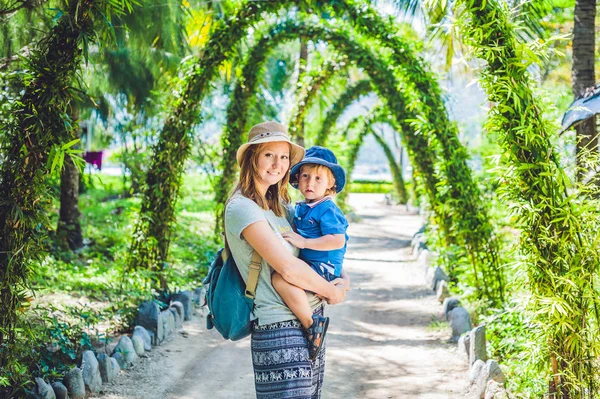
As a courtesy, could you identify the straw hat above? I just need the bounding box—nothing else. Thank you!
[236,121,305,166]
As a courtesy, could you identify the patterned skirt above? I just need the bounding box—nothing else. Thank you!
[251,306,326,399]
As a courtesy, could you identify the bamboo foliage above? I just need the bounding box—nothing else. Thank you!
[459,0,600,394]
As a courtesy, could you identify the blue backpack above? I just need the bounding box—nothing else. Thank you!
[202,245,263,341]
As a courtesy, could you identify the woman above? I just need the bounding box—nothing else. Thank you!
[224,121,348,398]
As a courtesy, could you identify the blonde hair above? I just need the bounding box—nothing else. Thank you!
[299,164,337,196]
[231,142,291,217]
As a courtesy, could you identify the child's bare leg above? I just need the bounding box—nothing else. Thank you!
[272,272,314,329]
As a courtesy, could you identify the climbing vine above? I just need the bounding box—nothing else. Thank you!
[289,54,348,145]
[459,0,600,394]
[214,19,443,241]
[0,0,129,381]
[371,130,408,204]
[315,79,372,147]
[139,0,502,304]
[128,2,267,282]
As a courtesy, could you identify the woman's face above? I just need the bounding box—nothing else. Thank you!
[255,142,291,192]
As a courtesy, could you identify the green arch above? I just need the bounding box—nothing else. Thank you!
[289,55,350,146]
[214,19,438,232]
[315,79,373,147]
[371,128,409,205]
[132,0,454,267]
[134,0,502,304]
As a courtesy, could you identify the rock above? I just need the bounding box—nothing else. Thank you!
[170,306,183,329]
[476,360,505,398]
[111,357,121,376]
[133,325,152,351]
[449,307,472,341]
[486,359,505,383]
[106,342,118,356]
[458,333,470,360]
[170,301,185,322]
[411,232,423,252]
[192,287,204,306]
[167,310,176,334]
[146,329,156,346]
[137,300,163,345]
[81,350,102,393]
[442,297,461,320]
[430,266,449,291]
[111,351,127,370]
[161,310,174,338]
[98,353,119,383]
[114,335,137,366]
[469,325,488,366]
[132,334,145,356]
[172,291,193,321]
[485,380,509,399]
[469,359,485,384]
[32,378,55,399]
[436,280,450,303]
[63,367,85,399]
[50,382,68,399]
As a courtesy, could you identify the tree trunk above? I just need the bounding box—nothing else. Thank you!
[57,155,83,250]
[572,0,596,180]
[56,107,83,250]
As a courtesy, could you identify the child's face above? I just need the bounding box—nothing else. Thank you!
[298,166,333,203]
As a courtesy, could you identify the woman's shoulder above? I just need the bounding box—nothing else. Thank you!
[226,193,264,220]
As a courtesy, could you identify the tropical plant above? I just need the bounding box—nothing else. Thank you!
[571,0,596,180]
[459,0,600,393]
[0,0,132,384]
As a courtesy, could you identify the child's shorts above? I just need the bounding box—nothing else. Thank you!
[307,260,340,282]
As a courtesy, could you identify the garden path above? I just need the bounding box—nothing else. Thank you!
[101,193,470,399]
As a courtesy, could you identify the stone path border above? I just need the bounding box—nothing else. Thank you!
[28,289,204,399]
[415,235,511,399]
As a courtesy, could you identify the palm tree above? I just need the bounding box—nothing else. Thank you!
[572,0,596,180]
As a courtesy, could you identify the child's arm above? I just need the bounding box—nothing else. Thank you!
[282,231,345,250]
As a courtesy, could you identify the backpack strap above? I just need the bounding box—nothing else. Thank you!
[223,195,263,301]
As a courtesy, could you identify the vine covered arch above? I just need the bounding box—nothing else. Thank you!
[316,79,373,147]
[214,18,502,301]
[132,0,502,304]
[213,19,439,229]
[289,54,349,145]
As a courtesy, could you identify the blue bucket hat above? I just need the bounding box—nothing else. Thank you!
[290,146,346,193]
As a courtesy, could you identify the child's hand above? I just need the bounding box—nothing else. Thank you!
[282,231,307,249]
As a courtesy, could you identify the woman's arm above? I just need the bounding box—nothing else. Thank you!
[242,221,346,304]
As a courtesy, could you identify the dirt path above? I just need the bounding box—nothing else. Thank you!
[100,193,470,399]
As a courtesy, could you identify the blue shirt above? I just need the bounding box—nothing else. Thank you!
[294,197,349,277]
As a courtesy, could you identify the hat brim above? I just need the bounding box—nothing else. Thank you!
[236,135,305,167]
[290,157,347,193]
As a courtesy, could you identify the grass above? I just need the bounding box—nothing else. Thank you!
[32,172,219,327]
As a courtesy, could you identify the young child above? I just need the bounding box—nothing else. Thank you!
[271,146,350,359]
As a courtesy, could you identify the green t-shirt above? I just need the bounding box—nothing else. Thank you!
[225,191,323,326]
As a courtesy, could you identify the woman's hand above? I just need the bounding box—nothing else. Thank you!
[282,231,307,249]
[325,281,347,305]
[331,277,350,292]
